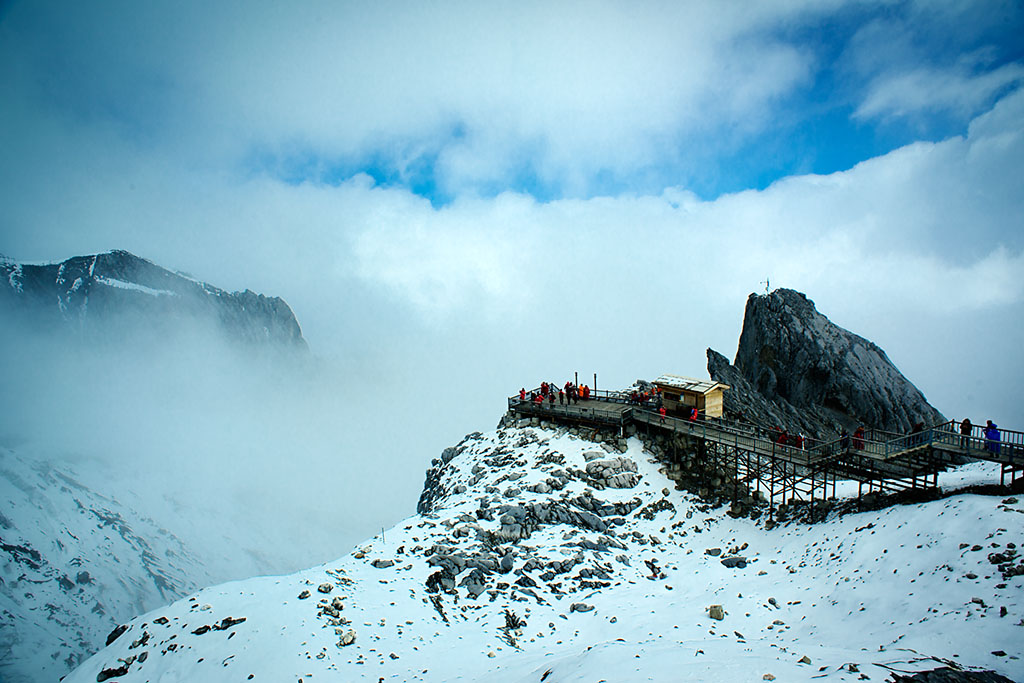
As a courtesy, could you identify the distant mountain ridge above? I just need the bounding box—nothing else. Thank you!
[708,289,945,439]
[0,250,306,349]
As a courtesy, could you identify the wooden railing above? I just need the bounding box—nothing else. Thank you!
[508,388,1023,470]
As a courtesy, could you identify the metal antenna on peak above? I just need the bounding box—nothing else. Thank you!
[761,278,770,295]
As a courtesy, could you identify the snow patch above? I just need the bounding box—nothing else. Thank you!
[94,276,178,297]
[7,263,23,292]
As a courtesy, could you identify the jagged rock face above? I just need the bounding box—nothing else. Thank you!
[0,250,306,349]
[706,348,821,437]
[709,289,944,438]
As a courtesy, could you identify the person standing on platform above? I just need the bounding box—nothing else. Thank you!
[853,426,865,450]
[960,418,972,448]
[984,420,1001,455]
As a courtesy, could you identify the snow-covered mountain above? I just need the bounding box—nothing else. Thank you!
[0,250,306,349]
[0,251,320,681]
[65,418,1023,682]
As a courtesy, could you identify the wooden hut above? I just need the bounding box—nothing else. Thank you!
[653,374,730,418]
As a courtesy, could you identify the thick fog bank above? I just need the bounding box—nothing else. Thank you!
[0,315,441,578]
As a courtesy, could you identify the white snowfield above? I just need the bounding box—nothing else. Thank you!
[66,425,1023,682]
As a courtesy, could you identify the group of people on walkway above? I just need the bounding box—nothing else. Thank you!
[837,426,866,451]
[773,428,807,450]
[959,417,1003,454]
[518,381,592,408]
[629,388,659,406]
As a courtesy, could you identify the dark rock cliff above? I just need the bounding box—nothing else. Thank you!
[708,289,944,439]
[0,250,306,349]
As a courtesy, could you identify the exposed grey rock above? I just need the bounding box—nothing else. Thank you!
[888,667,1016,682]
[426,569,456,593]
[720,556,748,569]
[708,289,945,439]
[460,568,488,598]
[105,624,129,646]
[371,559,395,569]
[708,604,725,620]
[569,602,594,613]
[97,663,131,681]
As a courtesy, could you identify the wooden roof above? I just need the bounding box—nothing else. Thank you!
[653,374,730,394]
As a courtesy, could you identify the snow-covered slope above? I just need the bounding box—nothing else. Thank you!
[0,445,289,683]
[0,447,216,682]
[65,422,1023,682]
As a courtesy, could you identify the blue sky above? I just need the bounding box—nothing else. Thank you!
[1,0,1024,431]
[214,0,1024,205]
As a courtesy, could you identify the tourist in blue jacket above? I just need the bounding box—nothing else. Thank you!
[984,420,1001,455]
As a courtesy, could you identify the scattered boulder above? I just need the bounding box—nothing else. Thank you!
[585,458,640,489]
[460,568,488,598]
[708,605,725,620]
[97,663,130,682]
[720,556,748,569]
[371,559,395,569]
[105,624,129,646]
[213,617,246,631]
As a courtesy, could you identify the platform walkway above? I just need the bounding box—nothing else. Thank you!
[508,388,1023,511]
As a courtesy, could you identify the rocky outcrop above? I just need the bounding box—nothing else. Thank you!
[708,289,945,439]
[0,250,306,349]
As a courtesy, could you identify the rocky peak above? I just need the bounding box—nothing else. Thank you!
[708,289,945,439]
[0,250,306,349]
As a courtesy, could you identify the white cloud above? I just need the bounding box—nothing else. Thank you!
[856,59,1024,121]
[0,0,831,197]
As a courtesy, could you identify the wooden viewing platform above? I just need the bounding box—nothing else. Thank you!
[509,387,1023,519]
